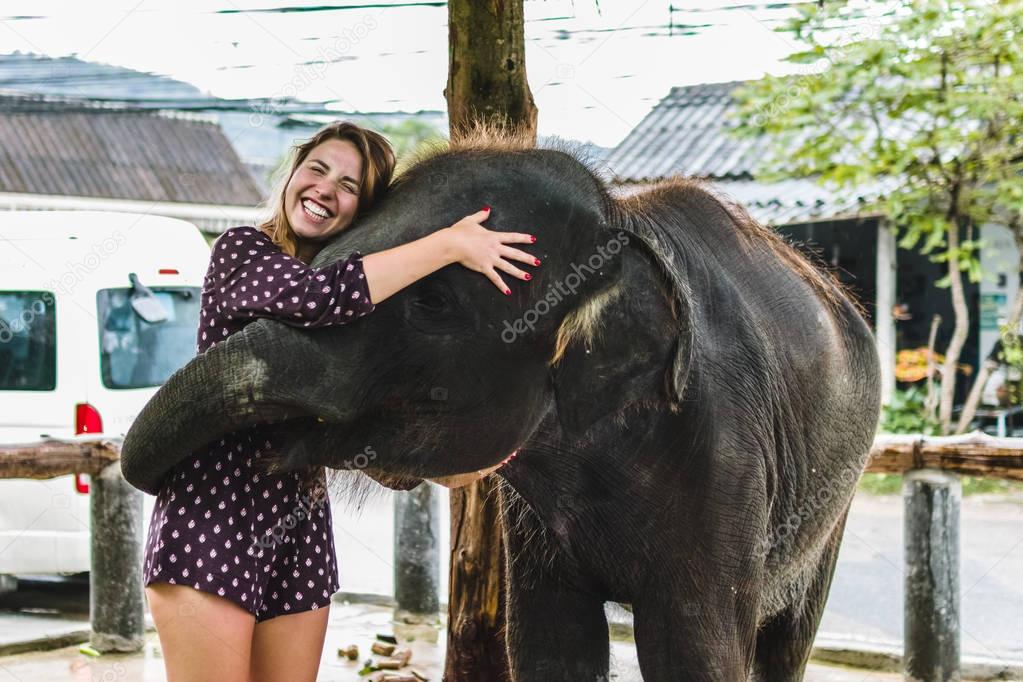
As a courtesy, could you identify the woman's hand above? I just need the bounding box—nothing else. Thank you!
[443,207,540,295]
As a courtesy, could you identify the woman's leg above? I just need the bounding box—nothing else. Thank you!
[146,583,255,682]
[250,605,331,682]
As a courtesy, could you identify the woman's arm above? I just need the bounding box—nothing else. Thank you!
[211,227,374,327]
[361,207,538,303]
[212,208,537,327]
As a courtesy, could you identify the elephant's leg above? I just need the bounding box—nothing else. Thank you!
[502,495,610,682]
[632,584,759,681]
[752,511,850,681]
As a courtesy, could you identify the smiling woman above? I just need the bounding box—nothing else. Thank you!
[134,119,542,682]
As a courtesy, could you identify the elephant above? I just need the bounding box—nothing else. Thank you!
[122,132,881,681]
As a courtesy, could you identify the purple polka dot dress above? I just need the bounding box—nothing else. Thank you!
[143,226,375,622]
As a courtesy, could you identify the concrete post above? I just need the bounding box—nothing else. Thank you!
[90,461,145,652]
[904,469,961,682]
[394,483,440,616]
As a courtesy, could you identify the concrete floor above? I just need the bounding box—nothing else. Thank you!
[0,601,909,682]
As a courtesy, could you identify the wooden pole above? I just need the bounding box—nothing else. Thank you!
[444,3,536,679]
[444,0,537,138]
[903,469,961,681]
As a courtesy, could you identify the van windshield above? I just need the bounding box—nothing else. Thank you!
[0,291,56,391]
[97,287,200,389]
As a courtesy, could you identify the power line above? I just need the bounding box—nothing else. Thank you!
[214,2,446,14]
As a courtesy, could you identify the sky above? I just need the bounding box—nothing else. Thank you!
[0,1,813,148]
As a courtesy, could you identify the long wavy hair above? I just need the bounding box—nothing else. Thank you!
[258,121,396,260]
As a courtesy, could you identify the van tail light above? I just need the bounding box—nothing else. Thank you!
[158,268,179,275]
[75,403,103,435]
[74,474,90,495]
[74,403,103,495]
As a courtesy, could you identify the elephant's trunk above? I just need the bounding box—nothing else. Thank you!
[121,321,341,495]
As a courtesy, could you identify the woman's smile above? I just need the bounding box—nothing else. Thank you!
[285,138,363,242]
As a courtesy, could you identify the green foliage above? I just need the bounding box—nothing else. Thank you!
[731,0,1023,274]
[371,118,446,162]
[879,387,940,435]
[999,322,1023,368]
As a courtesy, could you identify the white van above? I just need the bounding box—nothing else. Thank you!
[0,211,210,579]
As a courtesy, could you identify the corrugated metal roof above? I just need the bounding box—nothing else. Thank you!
[0,93,264,206]
[606,80,890,225]
[607,80,762,183]
[612,178,885,227]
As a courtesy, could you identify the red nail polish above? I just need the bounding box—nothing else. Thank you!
[534,258,541,266]
[504,289,511,296]
[524,273,532,281]
[530,235,536,243]
[483,205,491,212]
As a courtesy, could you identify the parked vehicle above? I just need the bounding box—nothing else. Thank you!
[0,211,209,580]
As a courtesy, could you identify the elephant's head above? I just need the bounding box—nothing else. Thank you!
[122,140,692,495]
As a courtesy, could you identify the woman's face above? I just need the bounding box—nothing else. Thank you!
[284,138,364,245]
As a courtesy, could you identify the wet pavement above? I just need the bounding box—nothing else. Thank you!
[1,486,1021,680]
[0,600,907,681]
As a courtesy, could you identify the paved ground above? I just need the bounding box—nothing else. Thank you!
[1,487,1022,680]
[0,602,907,682]
[330,485,1023,663]
[821,491,1023,662]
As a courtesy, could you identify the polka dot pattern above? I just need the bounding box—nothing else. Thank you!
[196,225,375,353]
[143,428,340,622]
[143,226,372,622]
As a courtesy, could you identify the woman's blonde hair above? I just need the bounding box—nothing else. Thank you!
[258,121,396,258]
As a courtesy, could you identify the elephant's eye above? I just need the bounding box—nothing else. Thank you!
[412,293,448,312]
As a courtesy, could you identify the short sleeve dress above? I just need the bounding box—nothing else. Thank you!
[143,226,375,622]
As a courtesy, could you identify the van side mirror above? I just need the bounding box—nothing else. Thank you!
[128,273,169,324]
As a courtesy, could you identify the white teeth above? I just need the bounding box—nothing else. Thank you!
[302,199,331,219]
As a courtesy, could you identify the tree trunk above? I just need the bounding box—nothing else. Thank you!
[926,315,941,424]
[443,2,536,680]
[956,232,1023,433]
[445,0,537,137]
[939,220,971,434]
[444,477,509,680]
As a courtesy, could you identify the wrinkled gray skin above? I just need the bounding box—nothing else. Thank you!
[122,145,880,681]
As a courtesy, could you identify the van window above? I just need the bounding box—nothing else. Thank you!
[97,287,200,389]
[0,291,57,391]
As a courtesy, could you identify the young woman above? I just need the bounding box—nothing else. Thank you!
[143,121,538,682]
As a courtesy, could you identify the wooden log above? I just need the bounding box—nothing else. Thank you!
[0,438,121,479]
[866,431,1023,481]
[445,475,509,681]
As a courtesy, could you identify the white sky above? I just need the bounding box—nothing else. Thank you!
[0,0,811,147]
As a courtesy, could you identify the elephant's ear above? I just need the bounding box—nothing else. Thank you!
[551,242,692,437]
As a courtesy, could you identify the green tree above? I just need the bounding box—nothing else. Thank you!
[372,118,445,162]
[732,0,1023,435]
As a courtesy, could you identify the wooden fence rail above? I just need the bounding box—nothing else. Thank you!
[867,432,1023,481]
[2,432,1022,679]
